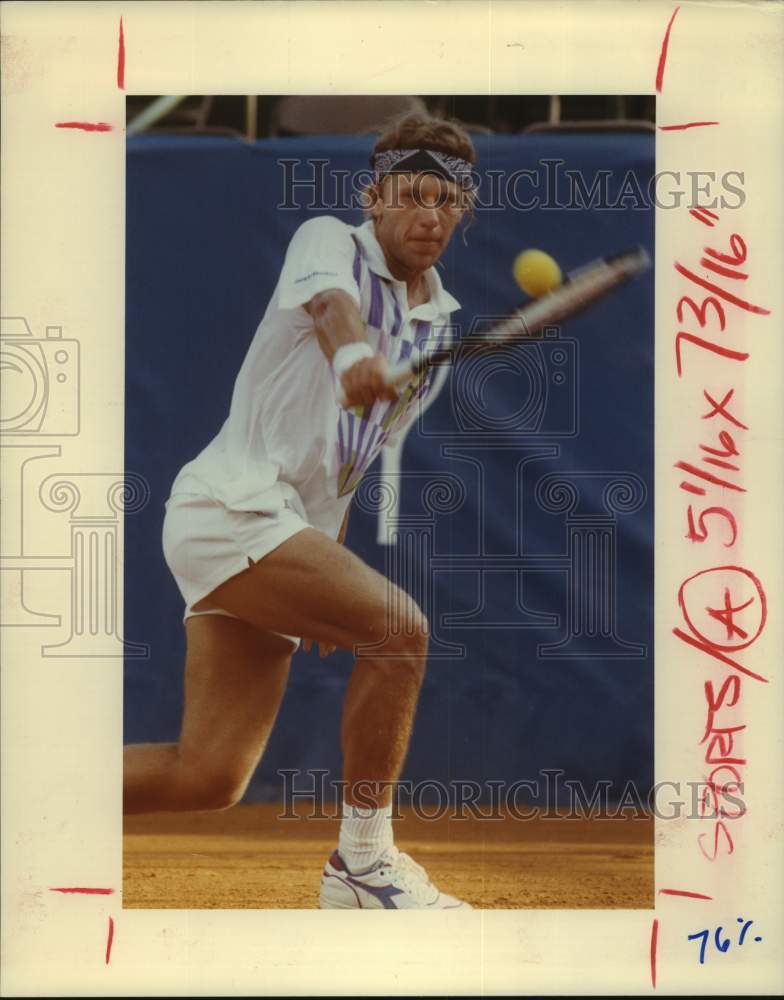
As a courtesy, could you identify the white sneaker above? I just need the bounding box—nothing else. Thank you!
[319,845,471,909]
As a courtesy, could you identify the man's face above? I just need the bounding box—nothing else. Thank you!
[371,172,466,274]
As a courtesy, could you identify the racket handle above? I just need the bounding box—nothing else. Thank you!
[386,356,423,390]
[335,355,423,407]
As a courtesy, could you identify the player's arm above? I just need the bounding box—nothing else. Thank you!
[305,289,399,408]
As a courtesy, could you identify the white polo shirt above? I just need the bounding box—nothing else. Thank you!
[169,216,460,536]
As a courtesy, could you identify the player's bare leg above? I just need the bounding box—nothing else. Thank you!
[339,641,427,809]
[123,617,292,813]
[194,527,429,809]
[190,527,468,907]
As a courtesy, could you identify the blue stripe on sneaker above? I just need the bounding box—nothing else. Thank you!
[345,875,406,909]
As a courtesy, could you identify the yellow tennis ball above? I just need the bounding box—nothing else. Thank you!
[513,249,563,298]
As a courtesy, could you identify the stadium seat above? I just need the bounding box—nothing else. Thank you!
[523,119,656,134]
[269,95,428,136]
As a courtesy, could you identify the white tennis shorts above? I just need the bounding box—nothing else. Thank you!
[162,492,310,650]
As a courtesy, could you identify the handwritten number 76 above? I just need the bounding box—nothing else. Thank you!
[688,920,760,964]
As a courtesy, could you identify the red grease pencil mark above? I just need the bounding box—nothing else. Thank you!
[690,209,716,227]
[650,918,659,987]
[55,122,113,132]
[675,262,771,316]
[50,887,115,895]
[105,916,115,964]
[673,627,769,683]
[703,389,748,429]
[659,888,713,900]
[117,17,125,90]
[700,258,748,281]
[659,121,719,131]
[655,6,680,92]
[674,461,745,493]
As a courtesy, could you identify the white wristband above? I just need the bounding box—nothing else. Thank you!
[331,342,375,381]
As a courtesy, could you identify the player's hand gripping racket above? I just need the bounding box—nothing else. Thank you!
[336,246,650,406]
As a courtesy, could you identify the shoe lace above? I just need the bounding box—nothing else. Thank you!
[376,846,437,904]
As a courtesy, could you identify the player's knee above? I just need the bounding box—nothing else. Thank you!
[197,778,246,812]
[379,595,429,661]
[183,765,249,812]
[352,589,429,664]
[400,598,430,654]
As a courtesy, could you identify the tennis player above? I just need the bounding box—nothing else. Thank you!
[124,111,476,909]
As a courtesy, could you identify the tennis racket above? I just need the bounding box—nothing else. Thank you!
[336,246,649,406]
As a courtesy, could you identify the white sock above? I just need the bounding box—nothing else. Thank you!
[338,802,394,873]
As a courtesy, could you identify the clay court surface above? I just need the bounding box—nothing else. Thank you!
[124,804,653,909]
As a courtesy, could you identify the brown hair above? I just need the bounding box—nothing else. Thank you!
[366,111,478,233]
[372,110,477,165]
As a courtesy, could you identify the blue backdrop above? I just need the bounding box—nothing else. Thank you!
[124,131,654,804]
